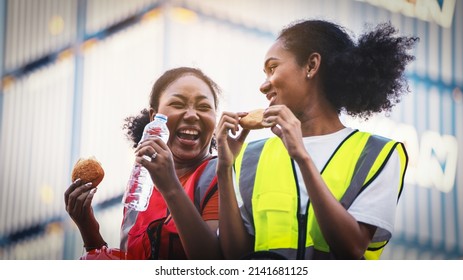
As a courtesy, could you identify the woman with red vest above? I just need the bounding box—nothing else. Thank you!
[65,67,222,259]
[216,20,418,259]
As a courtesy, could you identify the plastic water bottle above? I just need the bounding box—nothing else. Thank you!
[122,113,170,211]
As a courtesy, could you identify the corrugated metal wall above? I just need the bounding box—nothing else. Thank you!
[4,0,77,73]
[0,0,461,259]
[0,57,75,260]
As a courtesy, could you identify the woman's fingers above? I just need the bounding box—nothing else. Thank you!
[66,182,94,214]
[135,136,168,154]
[81,188,97,213]
[64,178,82,205]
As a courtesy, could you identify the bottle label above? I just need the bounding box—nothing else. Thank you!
[146,127,162,137]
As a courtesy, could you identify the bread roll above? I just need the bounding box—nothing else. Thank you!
[239,109,271,130]
[71,157,105,187]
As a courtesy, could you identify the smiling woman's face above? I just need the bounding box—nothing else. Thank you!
[260,39,310,114]
[156,74,217,163]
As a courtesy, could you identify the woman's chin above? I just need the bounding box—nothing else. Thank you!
[172,149,202,162]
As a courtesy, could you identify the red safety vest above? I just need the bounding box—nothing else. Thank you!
[120,157,218,259]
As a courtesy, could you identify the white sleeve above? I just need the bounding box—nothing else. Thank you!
[347,149,402,242]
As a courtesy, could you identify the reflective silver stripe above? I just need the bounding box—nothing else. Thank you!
[194,157,217,210]
[120,208,139,251]
[251,247,336,260]
[239,139,267,225]
[340,135,390,209]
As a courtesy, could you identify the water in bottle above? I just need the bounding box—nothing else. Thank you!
[122,113,169,211]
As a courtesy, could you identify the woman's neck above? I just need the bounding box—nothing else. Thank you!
[300,113,345,137]
[298,94,345,137]
[174,153,212,178]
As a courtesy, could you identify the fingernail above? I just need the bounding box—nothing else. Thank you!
[90,188,97,194]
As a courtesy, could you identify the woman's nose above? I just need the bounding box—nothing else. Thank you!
[184,108,199,121]
[260,80,271,94]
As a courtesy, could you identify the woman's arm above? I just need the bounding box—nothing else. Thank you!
[159,179,223,259]
[215,111,253,259]
[217,166,253,259]
[295,154,376,259]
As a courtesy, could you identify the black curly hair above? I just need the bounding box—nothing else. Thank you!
[278,20,419,119]
[123,67,221,150]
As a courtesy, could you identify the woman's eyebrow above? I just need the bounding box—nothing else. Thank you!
[170,93,210,102]
[263,57,278,72]
[264,57,278,67]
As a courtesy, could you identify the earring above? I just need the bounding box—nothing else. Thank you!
[307,73,311,79]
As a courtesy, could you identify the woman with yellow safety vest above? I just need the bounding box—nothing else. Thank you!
[216,20,418,260]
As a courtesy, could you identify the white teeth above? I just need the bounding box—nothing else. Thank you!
[179,129,199,135]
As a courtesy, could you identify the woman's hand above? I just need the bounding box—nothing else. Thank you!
[263,105,307,160]
[215,111,250,169]
[216,111,254,259]
[64,179,99,231]
[135,137,178,194]
[64,179,107,251]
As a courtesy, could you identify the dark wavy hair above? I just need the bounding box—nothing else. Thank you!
[123,67,221,149]
[278,20,419,119]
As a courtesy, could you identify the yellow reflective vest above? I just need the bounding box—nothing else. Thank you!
[234,130,408,259]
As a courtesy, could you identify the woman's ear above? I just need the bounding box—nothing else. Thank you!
[306,52,321,78]
[149,108,156,122]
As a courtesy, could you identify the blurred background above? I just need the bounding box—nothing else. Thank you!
[0,0,461,260]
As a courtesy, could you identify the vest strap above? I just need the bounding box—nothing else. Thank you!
[239,139,267,224]
[340,135,390,209]
[195,157,218,212]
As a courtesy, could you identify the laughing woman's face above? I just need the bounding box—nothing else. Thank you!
[156,74,217,163]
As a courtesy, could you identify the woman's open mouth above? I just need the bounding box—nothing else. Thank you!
[176,129,200,145]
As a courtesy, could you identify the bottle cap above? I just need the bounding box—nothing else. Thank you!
[154,113,168,122]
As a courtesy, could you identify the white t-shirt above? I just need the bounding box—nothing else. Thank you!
[237,127,401,242]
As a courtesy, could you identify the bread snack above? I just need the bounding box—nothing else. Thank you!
[71,157,105,187]
[239,109,271,130]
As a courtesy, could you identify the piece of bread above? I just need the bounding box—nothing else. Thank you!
[239,109,270,130]
[71,157,105,187]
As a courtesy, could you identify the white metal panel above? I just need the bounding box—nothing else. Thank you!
[415,20,428,77]
[441,90,457,252]
[85,0,161,35]
[0,223,64,260]
[428,88,443,249]
[0,58,74,236]
[428,21,440,80]
[4,0,77,72]
[441,23,452,84]
[414,84,430,247]
[4,0,21,70]
[455,1,463,85]
[0,81,19,234]
[457,95,463,254]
